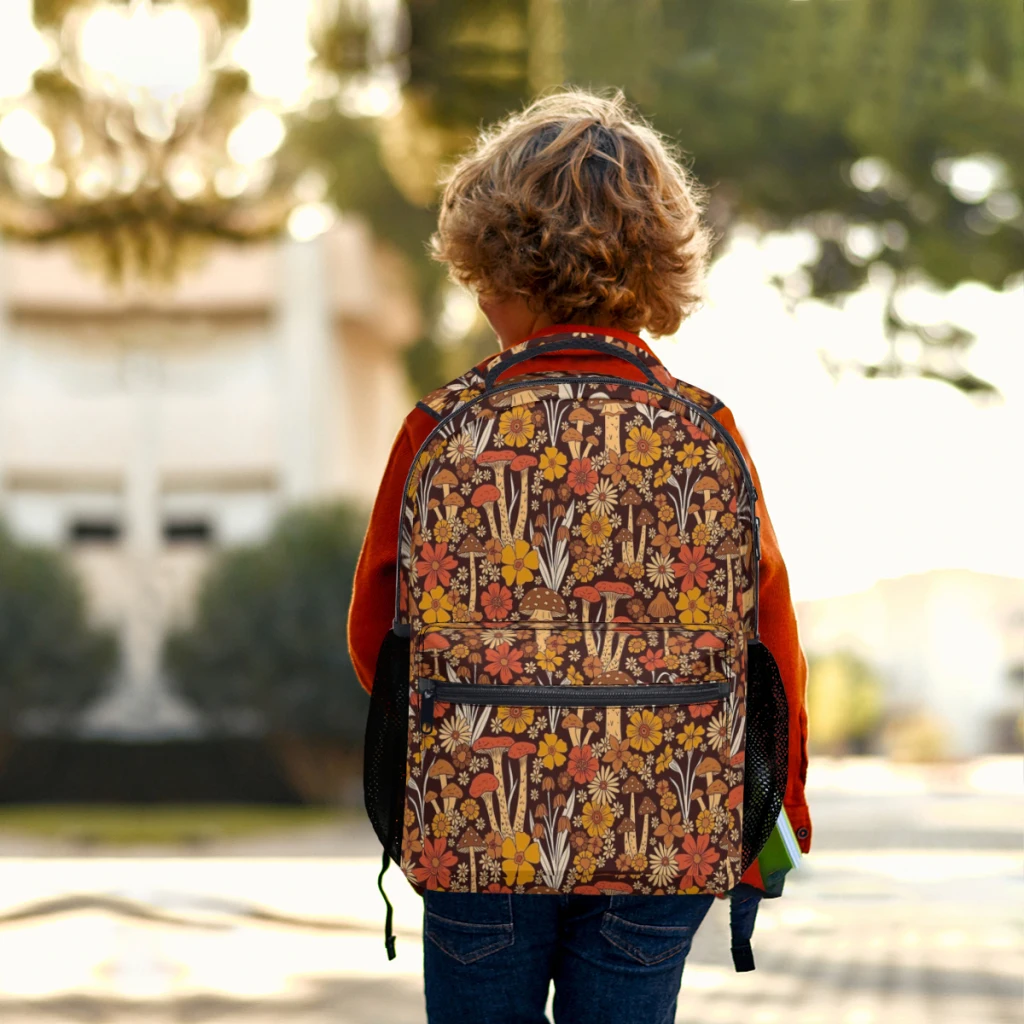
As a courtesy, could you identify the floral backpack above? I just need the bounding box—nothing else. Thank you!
[364,331,789,970]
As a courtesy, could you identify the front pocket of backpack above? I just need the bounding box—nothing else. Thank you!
[407,622,742,895]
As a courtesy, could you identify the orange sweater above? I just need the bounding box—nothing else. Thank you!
[348,326,812,857]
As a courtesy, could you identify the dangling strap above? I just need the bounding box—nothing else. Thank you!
[729,886,762,972]
[378,849,396,960]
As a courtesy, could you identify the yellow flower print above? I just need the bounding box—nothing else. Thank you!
[501,540,539,586]
[691,522,711,546]
[497,705,535,734]
[502,832,540,886]
[572,558,596,582]
[580,513,612,547]
[419,586,453,624]
[626,709,664,752]
[676,442,704,468]
[653,461,674,487]
[654,745,675,773]
[540,446,568,481]
[539,732,567,769]
[573,850,597,883]
[676,722,705,751]
[433,519,452,543]
[498,409,535,448]
[676,587,710,624]
[624,425,662,466]
[581,800,615,837]
[536,647,563,671]
[566,665,584,686]
[695,809,715,835]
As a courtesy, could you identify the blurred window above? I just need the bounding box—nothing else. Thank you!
[163,518,213,544]
[69,518,122,544]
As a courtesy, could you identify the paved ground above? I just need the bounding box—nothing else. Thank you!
[0,757,1020,1024]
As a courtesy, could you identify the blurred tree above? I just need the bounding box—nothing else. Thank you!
[165,504,368,745]
[0,525,117,733]
[304,0,1022,397]
[806,649,885,755]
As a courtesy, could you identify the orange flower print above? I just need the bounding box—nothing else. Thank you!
[626,710,664,752]
[414,837,458,890]
[501,832,540,886]
[498,409,534,447]
[603,735,630,772]
[539,446,567,481]
[484,538,504,563]
[567,744,599,784]
[481,582,513,620]
[655,809,685,840]
[676,587,710,624]
[402,826,423,860]
[416,542,458,591]
[651,521,681,555]
[501,540,539,586]
[581,800,614,837]
[675,833,719,887]
[485,643,523,683]
[419,586,453,624]
[484,831,503,859]
[639,647,667,671]
[625,425,662,466]
[673,545,715,590]
[567,458,598,495]
[600,449,629,484]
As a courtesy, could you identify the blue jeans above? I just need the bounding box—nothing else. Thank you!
[422,891,715,1024]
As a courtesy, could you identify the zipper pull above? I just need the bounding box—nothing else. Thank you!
[754,516,761,561]
[419,678,435,733]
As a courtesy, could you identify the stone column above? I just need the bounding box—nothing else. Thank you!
[277,235,337,503]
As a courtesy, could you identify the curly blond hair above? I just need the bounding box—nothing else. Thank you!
[431,89,711,337]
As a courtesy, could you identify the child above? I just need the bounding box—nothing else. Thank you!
[350,88,810,1024]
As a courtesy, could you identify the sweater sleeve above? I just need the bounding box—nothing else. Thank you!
[714,405,812,854]
[348,424,417,694]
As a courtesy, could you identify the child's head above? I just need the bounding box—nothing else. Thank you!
[431,88,711,342]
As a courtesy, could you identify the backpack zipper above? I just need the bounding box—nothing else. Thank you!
[418,678,729,726]
[394,373,760,635]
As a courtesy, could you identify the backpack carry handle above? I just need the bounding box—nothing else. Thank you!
[484,336,660,389]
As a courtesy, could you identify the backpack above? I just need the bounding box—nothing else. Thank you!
[364,331,789,970]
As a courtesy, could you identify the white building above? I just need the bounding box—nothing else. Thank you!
[0,222,419,737]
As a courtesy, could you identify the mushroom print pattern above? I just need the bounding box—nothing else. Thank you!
[398,334,756,896]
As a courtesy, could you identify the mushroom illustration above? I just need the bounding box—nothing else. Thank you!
[703,497,724,523]
[509,740,537,832]
[594,582,635,661]
[457,826,486,891]
[434,468,459,502]
[476,450,517,544]
[573,884,603,895]
[621,775,644,839]
[458,534,486,612]
[567,406,595,443]
[441,782,464,814]
[691,787,706,812]
[706,779,728,809]
[562,713,584,748]
[620,488,643,557]
[582,434,600,459]
[597,401,629,453]
[594,670,630,740]
[717,537,740,611]
[728,784,744,835]
[647,593,675,622]
[509,453,539,541]
[469,773,502,835]
[694,755,722,794]
[693,476,720,506]
[520,587,567,651]
[561,426,584,460]
[425,789,441,816]
[637,796,657,855]
[443,491,465,520]
[472,736,515,836]
[428,758,456,794]
[421,632,450,677]
[616,815,638,857]
[609,617,641,671]
[695,631,725,653]
[572,586,602,658]
[635,508,655,563]
[427,497,442,524]
[582,719,600,746]
[595,880,633,896]
[471,483,503,542]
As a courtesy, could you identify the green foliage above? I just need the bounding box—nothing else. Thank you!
[165,504,369,742]
[0,525,116,731]
[807,649,885,755]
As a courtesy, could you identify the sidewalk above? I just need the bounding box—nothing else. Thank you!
[0,757,1020,1023]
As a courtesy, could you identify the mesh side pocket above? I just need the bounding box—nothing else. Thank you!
[363,629,410,864]
[740,640,789,875]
